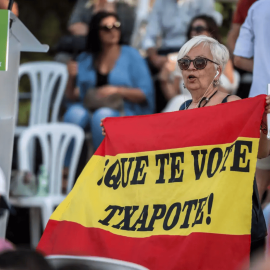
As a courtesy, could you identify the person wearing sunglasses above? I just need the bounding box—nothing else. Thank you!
[177,35,239,110]
[141,0,216,113]
[186,15,236,94]
[64,11,154,172]
[177,35,270,257]
[161,15,238,113]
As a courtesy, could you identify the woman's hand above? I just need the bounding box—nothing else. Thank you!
[265,95,270,113]
[97,86,119,98]
[150,54,168,70]
[100,118,106,136]
[67,61,78,77]
[258,96,270,159]
[68,22,89,36]
[65,62,79,100]
[262,95,270,125]
[159,60,176,82]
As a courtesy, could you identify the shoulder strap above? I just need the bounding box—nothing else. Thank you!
[179,100,192,111]
[221,95,231,104]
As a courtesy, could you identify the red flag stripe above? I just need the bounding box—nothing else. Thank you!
[38,220,250,270]
[95,95,265,157]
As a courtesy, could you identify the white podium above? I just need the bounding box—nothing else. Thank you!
[0,12,48,238]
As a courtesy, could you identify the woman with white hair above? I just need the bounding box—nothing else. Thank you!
[101,35,270,257]
[178,35,240,109]
[178,35,270,257]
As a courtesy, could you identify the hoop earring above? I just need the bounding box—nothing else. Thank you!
[183,83,186,89]
[213,80,220,87]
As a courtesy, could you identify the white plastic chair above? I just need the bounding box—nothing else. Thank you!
[47,255,149,270]
[16,61,68,135]
[10,123,84,248]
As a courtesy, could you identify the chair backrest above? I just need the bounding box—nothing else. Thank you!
[47,255,149,270]
[18,123,84,195]
[18,61,68,125]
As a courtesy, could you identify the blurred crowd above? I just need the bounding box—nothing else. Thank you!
[57,0,250,184]
[3,0,270,268]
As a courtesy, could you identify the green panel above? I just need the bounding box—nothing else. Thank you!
[0,10,9,71]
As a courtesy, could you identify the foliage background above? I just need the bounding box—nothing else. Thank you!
[18,0,75,62]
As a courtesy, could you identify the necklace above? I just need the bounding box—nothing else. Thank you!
[185,90,218,110]
[197,90,218,108]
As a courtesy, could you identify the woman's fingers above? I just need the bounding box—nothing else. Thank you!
[101,123,106,135]
[100,118,106,127]
[265,107,270,114]
[100,118,106,136]
[67,61,78,77]
[264,97,270,117]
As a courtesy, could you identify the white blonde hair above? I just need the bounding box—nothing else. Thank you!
[177,35,229,75]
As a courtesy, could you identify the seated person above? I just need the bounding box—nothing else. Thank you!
[162,15,240,112]
[64,11,154,168]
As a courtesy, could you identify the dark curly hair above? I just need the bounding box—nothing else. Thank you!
[86,11,125,62]
[187,15,221,43]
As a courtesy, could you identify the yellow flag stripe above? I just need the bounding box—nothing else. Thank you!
[51,137,257,238]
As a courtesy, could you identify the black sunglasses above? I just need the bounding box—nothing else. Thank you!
[178,57,219,70]
[99,21,121,32]
[191,26,208,33]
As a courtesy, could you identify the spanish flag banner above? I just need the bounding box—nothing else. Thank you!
[38,95,266,270]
